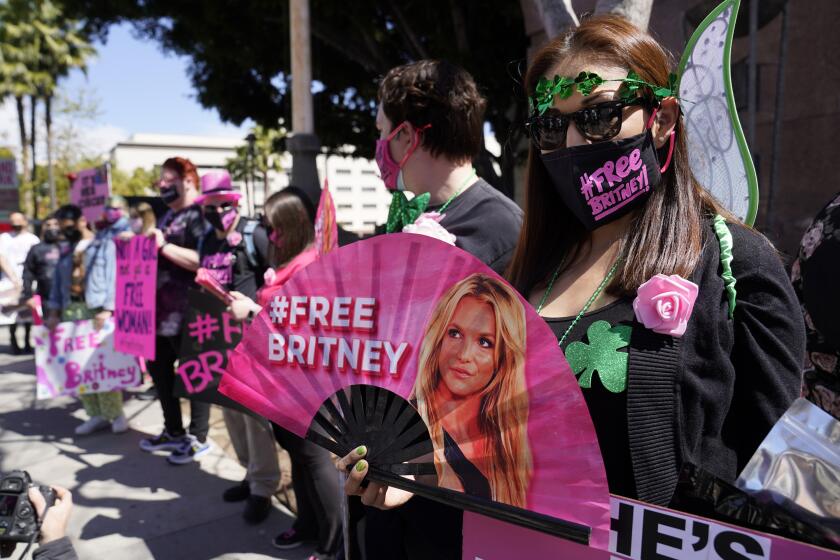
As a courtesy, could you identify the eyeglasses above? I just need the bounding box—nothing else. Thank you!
[525,98,653,152]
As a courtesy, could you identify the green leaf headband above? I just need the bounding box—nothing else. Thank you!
[530,70,679,116]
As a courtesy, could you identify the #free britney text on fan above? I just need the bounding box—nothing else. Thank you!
[266,295,410,376]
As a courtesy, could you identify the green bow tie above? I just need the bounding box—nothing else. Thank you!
[386,191,430,233]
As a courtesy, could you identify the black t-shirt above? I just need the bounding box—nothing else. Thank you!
[22,242,61,301]
[198,218,270,301]
[156,205,207,336]
[426,179,523,275]
[544,298,637,499]
[364,180,523,560]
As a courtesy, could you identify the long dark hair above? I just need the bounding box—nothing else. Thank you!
[263,187,315,268]
[507,14,735,297]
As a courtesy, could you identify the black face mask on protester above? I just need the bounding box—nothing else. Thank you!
[203,206,238,232]
[63,226,81,243]
[160,184,181,205]
[540,129,663,231]
[11,225,23,232]
[42,228,61,243]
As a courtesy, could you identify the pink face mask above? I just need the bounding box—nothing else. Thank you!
[220,206,238,231]
[374,122,430,191]
[268,228,282,248]
[104,208,123,224]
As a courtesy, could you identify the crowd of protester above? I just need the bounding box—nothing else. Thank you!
[1,12,838,560]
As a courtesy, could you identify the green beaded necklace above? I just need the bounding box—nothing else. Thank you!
[437,168,477,214]
[536,260,621,348]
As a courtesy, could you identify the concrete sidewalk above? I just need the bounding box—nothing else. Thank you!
[0,330,315,560]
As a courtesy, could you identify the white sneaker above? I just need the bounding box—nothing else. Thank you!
[111,414,129,434]
[75,416,110,435]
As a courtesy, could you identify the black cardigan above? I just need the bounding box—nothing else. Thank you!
[626,221,805,506]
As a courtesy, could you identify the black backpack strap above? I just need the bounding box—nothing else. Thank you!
[242,220,260,268]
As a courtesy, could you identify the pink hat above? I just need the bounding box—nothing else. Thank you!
[196,170,241,205]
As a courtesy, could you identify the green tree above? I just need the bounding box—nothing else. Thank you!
[1,0,95,215]
[226,124,285,197]
[111,164,159,197]
[1,0,39,208]
[65,0,528,196]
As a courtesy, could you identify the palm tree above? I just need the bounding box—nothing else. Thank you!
[226,124,286,210]
[31,1,95,211]
[0,2,38,212]
[0,0,94,214]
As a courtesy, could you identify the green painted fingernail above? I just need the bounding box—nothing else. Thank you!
[355,460,367,472]
[355,445,366,456]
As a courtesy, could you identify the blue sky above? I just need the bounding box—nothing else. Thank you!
[0,23,250,156]
[65,23,250,137]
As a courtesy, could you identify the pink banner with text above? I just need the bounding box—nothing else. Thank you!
[462,497,840,560]
[114,236,157,360]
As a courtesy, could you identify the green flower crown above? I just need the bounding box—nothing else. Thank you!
[530,70,679,116]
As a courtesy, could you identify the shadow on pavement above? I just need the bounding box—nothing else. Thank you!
[1,389,309,558]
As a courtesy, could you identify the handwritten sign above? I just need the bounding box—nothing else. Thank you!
[70,166,110,224]
[114,236,158,360]
[462,497,840,560]
[33,319,141,399]
[175,289,248,412]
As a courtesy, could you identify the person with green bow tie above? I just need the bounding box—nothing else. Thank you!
[358,59,523,560]
[374,60,522,277]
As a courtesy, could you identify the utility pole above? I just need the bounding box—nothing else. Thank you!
[288,0,321,205]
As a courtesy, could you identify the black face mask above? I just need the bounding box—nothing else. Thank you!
[43,228,61,243]
[540,130,662,231]
[160,184,181,205]
[203,206,238,232]
[63,226,81,243]
[11,225,23,232]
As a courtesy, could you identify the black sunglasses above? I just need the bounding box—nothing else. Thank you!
[525,97,654,152]
[202,202,236,213]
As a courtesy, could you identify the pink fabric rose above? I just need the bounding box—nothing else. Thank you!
[227,231,243,247]
[402,212,457,246]
[264,267,277,286]
[633,274,699,337]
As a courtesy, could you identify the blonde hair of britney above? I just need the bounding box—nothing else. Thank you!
[411,273,532,507]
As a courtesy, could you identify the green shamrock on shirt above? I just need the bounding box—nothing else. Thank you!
[564,320,632,393]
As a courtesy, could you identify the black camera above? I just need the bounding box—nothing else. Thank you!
[0,471,55,543]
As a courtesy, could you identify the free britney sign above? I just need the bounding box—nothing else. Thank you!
[70,166,110,224]
[220,234,612,547]
[34,319,141,399]
[114,236,158,360]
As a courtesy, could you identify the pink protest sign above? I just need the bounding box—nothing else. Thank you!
[315,180,338,256]
[221,233,611,546]
[462,497,840,559]
[172,289,250,413]
[33,319,141,399]
[70,165,110,224]
[114,236,157,360]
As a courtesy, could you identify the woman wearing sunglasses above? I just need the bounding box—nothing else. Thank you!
[506,15,805,507]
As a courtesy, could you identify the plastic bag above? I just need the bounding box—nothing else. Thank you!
[735,397,840,545]
[670,463,839,550]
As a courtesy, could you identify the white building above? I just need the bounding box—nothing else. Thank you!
[316,154,391,234]
[109,133,391,235]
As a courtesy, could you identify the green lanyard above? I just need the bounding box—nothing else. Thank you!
[537,260,620,348]
[437,168,477,215]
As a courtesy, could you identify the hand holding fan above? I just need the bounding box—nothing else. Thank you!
[220,234,611,547]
